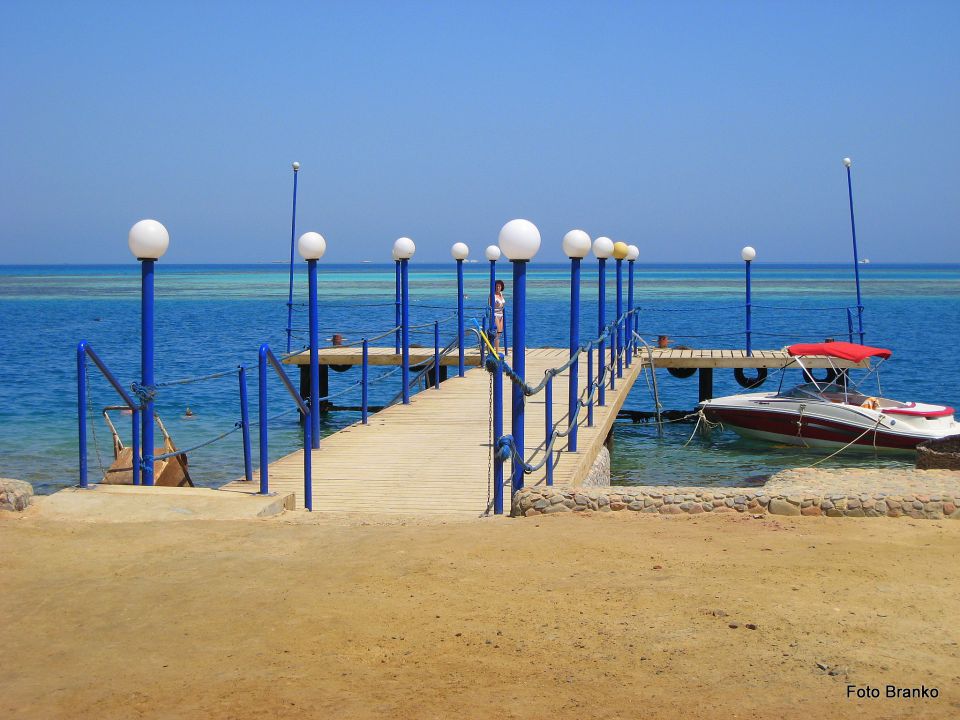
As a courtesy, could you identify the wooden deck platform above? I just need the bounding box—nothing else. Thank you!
[221,348,644,514]
[220,346,866,515]
[283,346,865,369]
[284,347,483,367]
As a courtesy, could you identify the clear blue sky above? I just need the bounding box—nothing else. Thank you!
[1,1,957,264]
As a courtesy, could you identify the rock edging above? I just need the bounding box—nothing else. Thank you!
[512,485,960,520]
[0,478,34,512]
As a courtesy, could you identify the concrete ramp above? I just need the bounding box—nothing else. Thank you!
[33,485,293,522]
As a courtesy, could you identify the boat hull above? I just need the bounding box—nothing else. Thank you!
[699,394,958,453]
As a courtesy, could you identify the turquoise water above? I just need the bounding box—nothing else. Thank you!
[1,263,958,494]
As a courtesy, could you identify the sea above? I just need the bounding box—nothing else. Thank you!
[1,263,958,495]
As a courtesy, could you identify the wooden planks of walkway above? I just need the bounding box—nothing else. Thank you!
[221,348,644,515]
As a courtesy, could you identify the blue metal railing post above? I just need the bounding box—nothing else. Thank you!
[285,163,300,354]
[434,321,441,390]
[493,353,504,515]
[846,308,855,344]
[401,258,411,403]
[616,258,624,379]
[627,258,635,366]
[258,344,269,495]
[239,366,253,482]
[140,258,156,486]
[510,260,527,495]
[745,259,752,356]
[303,420,313,511]
[361,339,369,423]
[131,409,140,486]
[394,260,401,354]
[489,259,497,339]
[238,366,253,482]
[587,345,594,427]
[77,342,88,488]
[307,258,321,449]
[597,258,606,406]
[545,376,554,486]
[456,258,465,377]
[845,160,865,344]
[568,257,581,452]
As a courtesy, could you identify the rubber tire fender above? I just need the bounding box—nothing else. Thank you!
[734,367,768,389]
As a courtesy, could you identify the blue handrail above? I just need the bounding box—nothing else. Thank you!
[258,343,313,510]
[77,341,140,489]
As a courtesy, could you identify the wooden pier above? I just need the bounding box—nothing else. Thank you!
[220,347,866,514]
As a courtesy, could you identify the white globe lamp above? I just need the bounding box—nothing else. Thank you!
[485,245,501,262]
[741,246,757,262]
[592,236,614,259]
[498,219,541,261]
[842,157,852,168]
[627,244,639,261]
[562,229,591,259]
[128,219,169,260]
[298,232,326,260]
[451,242,469,261]
[393,237,416,260]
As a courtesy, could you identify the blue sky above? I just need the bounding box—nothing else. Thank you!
[1,1,957,264]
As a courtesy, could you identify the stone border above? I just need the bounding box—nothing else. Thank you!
[513,485,960,520]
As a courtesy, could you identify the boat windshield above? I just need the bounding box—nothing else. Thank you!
[776,382,869,405]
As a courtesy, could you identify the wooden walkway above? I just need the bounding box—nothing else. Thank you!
[220,347,865,514]
[221,348,644,514]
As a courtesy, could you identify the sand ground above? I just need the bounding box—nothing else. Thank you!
[2,509,958,719]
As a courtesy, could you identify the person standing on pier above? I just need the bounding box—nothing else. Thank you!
[493,279,506,355]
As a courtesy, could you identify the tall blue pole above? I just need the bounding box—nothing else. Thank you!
[394,260,401,354]
[597,258,606,406]
[141,259,155,486]
[258,344,269,495]
[627,259,635,366]
[488,259,496,337]
[239,366,253,483]
[361,339,369,423]
[510,260,527,494]
[745,259,752,356]
[434,320,441,390]
[492,353,504,515]
[131,409,140,486]
[307,258,320,448]
[615,258,624,379]
[845,160,865,344]
[568,257,581,452]
[285,163,299,354]
[401,258,410,403]
[545,376,554,486]
[77,343,88,488]
[456,258,465,377]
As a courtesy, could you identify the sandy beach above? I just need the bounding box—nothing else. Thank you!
[2,509,958,719]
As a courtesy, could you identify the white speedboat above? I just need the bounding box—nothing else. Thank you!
[698,342,957,452]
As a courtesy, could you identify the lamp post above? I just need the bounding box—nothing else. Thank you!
[613,242,629,380]
[626,244,639,364]
[299,231,326,448]
[741,246,756,356]
[392,248,401,354]
[485,245,500,342]
[393,237,416,403]
[592,236,613,406]
[451,242,469,377]
[285,162,300,353]
[562,229,591,453]
[499,219,541,496]
[128,219,170,486]
[843,157,865,344]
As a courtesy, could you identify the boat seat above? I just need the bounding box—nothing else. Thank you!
[884,403,954,418]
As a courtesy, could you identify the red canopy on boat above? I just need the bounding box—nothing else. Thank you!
[786,341,892,362]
